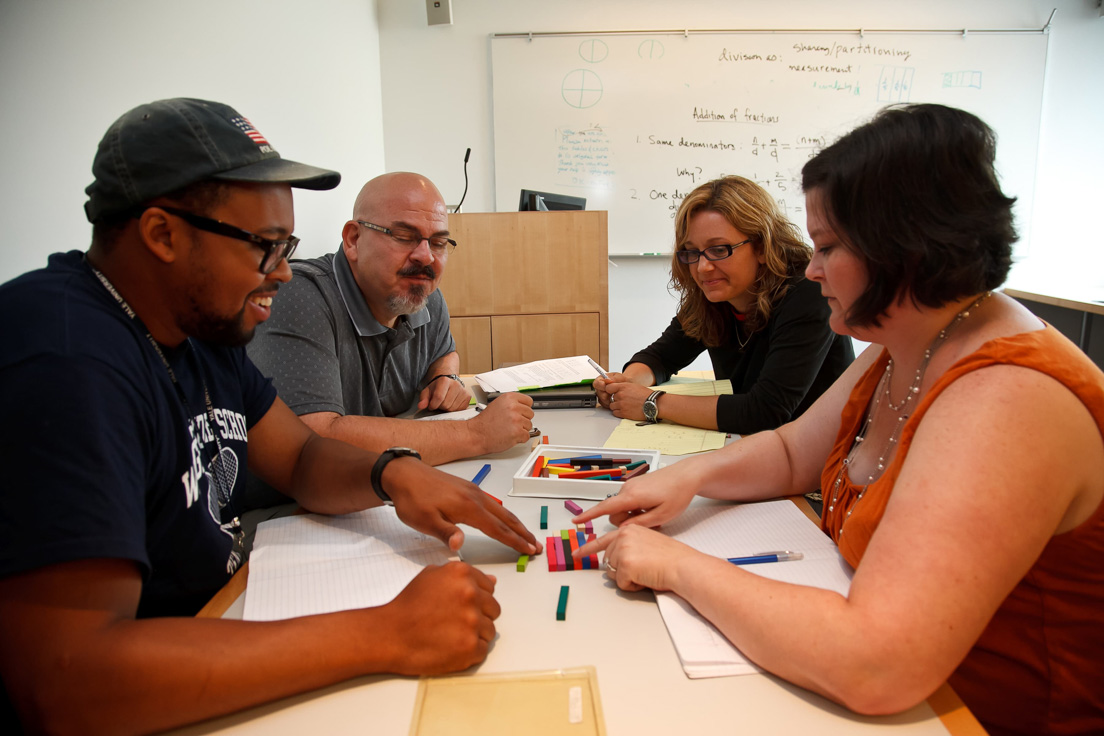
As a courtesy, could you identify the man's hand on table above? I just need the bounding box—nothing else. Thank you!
[383,456,542,556]
[470,392,535,454]
[376,562,500,675]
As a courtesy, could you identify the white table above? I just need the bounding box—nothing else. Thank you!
[176,407,982,735]
[1002,285,1104,351]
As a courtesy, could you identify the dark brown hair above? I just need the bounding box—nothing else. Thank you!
[801,103,1016,328]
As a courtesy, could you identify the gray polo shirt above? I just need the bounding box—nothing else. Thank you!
[247,248,456,420]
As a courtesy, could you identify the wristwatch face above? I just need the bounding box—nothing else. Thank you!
[643,390,664,423]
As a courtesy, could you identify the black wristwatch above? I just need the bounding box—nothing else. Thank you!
[642,390,666,423]
[370,447,421,505]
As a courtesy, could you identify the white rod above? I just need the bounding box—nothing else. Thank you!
[493,12,1055,39]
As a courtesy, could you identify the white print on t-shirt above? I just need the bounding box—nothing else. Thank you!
[181,409,248,510]
[213,408,249,442]
[179,409,249,574]
[205,446,243,574]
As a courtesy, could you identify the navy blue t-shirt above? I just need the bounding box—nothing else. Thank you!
[0,251,277,618]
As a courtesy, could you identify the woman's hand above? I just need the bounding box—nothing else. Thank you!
[573,525,703,592]
[571,463,698,529]
[593,372,627,408]
[604,382,654,421]
[594,364,655,413]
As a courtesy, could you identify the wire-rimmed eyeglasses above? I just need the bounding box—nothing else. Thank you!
[357,220,457,257]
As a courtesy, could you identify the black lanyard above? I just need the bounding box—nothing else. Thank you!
[86,261,242,543]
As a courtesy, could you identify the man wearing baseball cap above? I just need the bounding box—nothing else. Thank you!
[0,98,540,734]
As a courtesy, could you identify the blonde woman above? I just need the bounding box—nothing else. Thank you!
[596,176,853,432]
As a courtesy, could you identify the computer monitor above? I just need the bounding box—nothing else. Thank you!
[518,189,586,212]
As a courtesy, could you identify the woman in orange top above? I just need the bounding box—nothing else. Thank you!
[575,104,1104,735]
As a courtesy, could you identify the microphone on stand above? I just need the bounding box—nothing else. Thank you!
[454,147,471,213]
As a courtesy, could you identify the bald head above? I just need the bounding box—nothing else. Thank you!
[352,172,446,223]
[341,172,452,328]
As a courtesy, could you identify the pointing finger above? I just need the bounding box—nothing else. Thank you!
[574,529,618,559]
[571,492,642,524]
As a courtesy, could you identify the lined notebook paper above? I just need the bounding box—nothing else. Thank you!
[655,501,853,678]
[603,420,727,455]
[601,378,731,455]
[653,379,733,396]
[243,507,453,622]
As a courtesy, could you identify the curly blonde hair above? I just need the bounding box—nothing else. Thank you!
[671,176,811,347]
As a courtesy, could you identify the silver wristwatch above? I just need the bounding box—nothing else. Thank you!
[642,390,666,424]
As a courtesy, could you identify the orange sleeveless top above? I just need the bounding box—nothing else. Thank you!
[820,325,1104,735]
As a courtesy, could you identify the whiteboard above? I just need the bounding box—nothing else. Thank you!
[491,31,1048,256]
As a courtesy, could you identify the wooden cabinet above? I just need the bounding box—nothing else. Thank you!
[448,316,493,374]
[439,211,609,374]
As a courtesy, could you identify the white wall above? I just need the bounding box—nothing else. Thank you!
[0,0,386,284]
[2,1,1100,371]
[376,0,1104,369]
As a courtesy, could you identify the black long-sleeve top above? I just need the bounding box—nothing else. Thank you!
[627,276,854,434]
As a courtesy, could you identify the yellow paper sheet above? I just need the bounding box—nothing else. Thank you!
[602,419,727,456]
[651,379,733,396]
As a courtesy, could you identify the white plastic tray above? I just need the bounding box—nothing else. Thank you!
[510,444,660,500]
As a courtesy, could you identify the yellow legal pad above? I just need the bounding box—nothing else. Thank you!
[408,667,606,736]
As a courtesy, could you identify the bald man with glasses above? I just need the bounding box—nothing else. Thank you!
[245,173,535,515]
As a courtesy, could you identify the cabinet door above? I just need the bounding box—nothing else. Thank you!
[442,211,607,316]
[490,313,600,368]
[449,316,492,375]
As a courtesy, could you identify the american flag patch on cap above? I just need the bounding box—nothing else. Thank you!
[230,116,270,147]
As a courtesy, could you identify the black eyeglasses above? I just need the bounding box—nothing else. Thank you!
[157,206,300,274]
[357,220,457,257]
[676,239,752,264]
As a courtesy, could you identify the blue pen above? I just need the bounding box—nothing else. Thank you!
[471,463,491,486]
[726,550,803,565]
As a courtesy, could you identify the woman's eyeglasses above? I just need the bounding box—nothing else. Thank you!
[675,239,752,264]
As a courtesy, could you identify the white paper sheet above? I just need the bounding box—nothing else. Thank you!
[417,406,479,421]
[654,501,853,678]
[474,355,601,393]
[243,507,454,622]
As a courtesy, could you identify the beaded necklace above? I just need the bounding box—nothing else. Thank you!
[827,291,992,536]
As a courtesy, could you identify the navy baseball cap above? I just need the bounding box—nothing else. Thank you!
[84,97,341,222]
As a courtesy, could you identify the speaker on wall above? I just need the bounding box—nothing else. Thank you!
[426,0,452,26]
